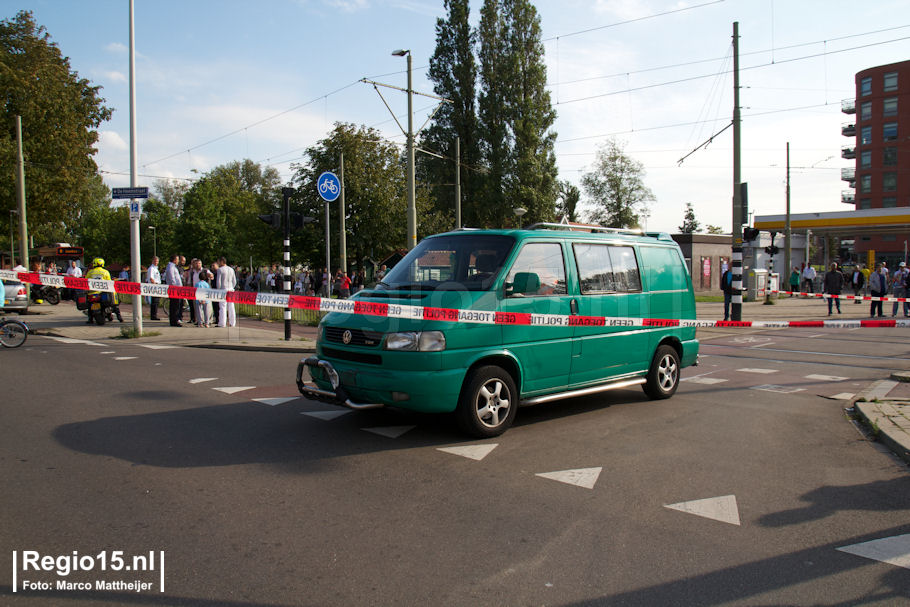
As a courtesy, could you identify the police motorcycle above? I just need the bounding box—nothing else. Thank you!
[74,258,123,325]
[31,283,61,305]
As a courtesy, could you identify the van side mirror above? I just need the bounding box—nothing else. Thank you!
[509,272,540,296]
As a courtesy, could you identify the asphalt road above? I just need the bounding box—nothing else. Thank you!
[2,329,909,606]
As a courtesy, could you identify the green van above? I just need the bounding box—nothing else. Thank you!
[297,224,699,437]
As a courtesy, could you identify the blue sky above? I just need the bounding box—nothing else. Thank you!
[8,0,910,233]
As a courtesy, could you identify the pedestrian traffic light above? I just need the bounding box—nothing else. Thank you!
[743,227,760,241]
[258,213,281,229]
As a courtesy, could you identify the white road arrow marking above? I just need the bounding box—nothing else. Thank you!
[682,377,729,385]
[213,386,256,395]
[302,410,350,421]
[362,426,415,439]
[139,344,179,350]
[189,378,218,384]
[837,534,910,569]
[252,397,298,406]
[664,495,741,526]
[805,374,849,382]
[536,467,602,489]
[437,444,499,461]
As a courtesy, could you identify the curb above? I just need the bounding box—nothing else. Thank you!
[851,376,910,465]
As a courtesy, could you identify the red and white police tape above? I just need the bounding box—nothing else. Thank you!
[4,269,910,329]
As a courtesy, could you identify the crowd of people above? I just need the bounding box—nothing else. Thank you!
[146,254,237,328]
[789,260,910,318]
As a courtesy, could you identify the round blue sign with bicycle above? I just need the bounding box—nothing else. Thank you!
[317,172,341,202]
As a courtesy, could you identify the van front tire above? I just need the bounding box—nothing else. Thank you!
[643,345,680,400]
[457,365,518,438]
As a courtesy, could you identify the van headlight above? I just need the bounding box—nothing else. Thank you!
[384,331,446,352]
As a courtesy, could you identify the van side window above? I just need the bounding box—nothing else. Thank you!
[505,243,567,296]
[573,244,642,294]
[640,246,685,291]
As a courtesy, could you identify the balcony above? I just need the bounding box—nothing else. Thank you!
[842,189,855,204]
[841,167,856,182]
[841,122,856,137]
[841,145,856,159]
[841,98,856,114]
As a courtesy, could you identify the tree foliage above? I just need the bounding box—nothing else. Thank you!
[582,139,654,229]
[0,10,112,246]
[557,180,580,223]
[706,224,724,235]
[421,0,480,228]
[679,202,700,233]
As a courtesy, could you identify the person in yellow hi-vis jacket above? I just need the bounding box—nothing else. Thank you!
[84,258,123,323]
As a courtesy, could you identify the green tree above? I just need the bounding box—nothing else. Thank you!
[706,224,724,235]
[582,139,654,229]
[292,123,448,270]
[421,0,481,228]
[0,11,112,245]
[679,202,700,233]
[557,180,580,223]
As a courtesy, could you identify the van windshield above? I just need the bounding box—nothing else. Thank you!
[377,234,515,292]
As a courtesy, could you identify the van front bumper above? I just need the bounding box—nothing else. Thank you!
[297,357,385,410]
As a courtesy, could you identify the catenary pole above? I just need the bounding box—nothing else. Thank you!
[785,142,791,284]
[14,116,27,271]
[129,0,143,334]
[731,21,743,321]
[455,136,461,229]
[406,52,416,249]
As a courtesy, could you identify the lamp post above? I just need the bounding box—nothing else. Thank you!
[513,207,527,229]
[149,226,156,259]
[392,49,416,250]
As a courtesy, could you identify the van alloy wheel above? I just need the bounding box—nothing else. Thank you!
[643,345,680,400]
[457,365,518,438]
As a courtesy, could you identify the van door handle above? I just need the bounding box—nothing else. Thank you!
[570,299,578,315]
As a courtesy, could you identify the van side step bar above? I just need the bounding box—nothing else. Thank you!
[521,377,646,406]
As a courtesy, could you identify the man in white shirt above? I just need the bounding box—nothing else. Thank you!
[163,254,183,326]
[147,256,161,320]
[64,260,82,301]
[216,257,237,327]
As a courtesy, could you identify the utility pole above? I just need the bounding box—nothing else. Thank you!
[785,142,792,285]
[405,52,416,250]
[129,0,143,334]
[731,21,744,321]
[15,116,28,271]
[455,136,461,229]
[282,187,292,341]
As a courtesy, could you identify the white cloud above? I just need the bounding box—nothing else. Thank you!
[99,130,128,151]
[324,0,370,12]
[104,71,127,83]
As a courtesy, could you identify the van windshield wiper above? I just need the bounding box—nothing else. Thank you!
[384,283,437,291]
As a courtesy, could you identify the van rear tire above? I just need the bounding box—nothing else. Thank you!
[643,345,680,400]
[456,365,518,438]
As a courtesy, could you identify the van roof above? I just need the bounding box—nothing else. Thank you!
[438,226,676,244]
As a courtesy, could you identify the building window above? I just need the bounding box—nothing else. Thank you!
[861,150,872,168]
[884,72,898,92]
[884,97,898,116]
[859,198,872,209]
[860,174,872,193]
[884,122,898,142]
[862,236,872,241]
[883,173,897,192]
[861,101,872,120]
[883,197,897,208]
[861,126,872,145]
[884,147,898,166]
[883,234,897,242]
[861,77,872,96]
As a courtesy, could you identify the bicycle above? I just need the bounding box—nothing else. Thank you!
[0,317,29,348]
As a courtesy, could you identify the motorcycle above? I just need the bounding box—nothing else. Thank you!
[31,284,60,306]
[75,291,120,325]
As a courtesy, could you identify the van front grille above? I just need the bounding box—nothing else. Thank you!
[324,327,384,347]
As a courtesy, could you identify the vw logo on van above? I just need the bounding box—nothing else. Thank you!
[342,330,353,345]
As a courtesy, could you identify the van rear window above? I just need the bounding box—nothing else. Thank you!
[573,244,642,294]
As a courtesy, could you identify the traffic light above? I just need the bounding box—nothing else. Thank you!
[764,245,780,255]
[258,213,282,229]
[743,227,760,241]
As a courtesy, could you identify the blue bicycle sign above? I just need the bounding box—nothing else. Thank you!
[317,172,341,202]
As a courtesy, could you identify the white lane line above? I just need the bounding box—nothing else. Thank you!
[737,368,779,374]
[437,444,499,461]
[213,386,256,395]
[536,467,602,489]
[252,397,299,406]
[114,356,137,361]
[751,384,805,394]
[805,374,849,382]
[139,344,179,350]
[189,378,218,384]
[41,336,105,346]
[665,495,741,526]
[302,410,350,421]
[682,377,729,385]
[837,534,910,569]
[362,426,415,439]
[100,351,116,354]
